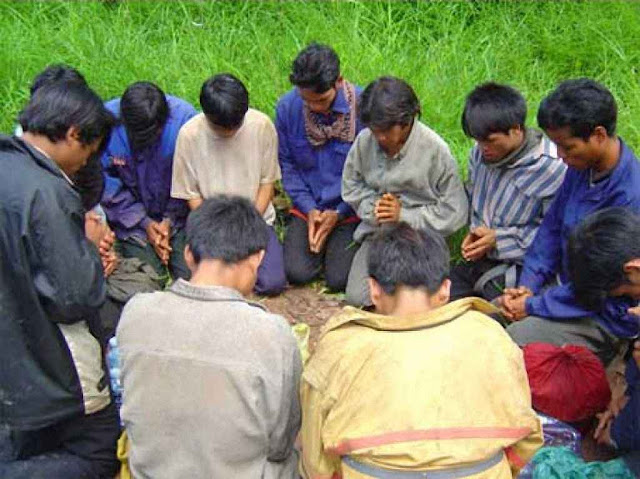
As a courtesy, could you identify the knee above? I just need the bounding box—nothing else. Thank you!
[284,260,318,285]
[255,275,286,296]
[324,268,348,292]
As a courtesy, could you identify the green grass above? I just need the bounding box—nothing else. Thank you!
[2,0,639,258]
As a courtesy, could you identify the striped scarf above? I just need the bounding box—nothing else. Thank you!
[303,81,357,147]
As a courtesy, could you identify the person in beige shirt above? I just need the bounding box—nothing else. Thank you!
[171,74,286,294]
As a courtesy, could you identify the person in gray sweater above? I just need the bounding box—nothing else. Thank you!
[117,195,302,479]
[342,76,468,307]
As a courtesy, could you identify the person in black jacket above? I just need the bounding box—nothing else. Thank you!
[0,82,120,478]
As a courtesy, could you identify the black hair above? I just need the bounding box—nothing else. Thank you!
[367,222,450,295]
[199,74,249,129]
[568,207,640,310]
[70,154,105,211]
[29,64,87,96]
[120,81,169,152]
[289,43,340,93]
[19,82,114,148]
[461,82,527,140]
[186,195,269,264]
[359,76,421,130]
[537,78,617,140]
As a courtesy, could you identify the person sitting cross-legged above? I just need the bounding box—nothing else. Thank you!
[342,76,468,307]
[171,73,286,295]
[498,79,640,366]
[450,83,566,301]
[117,195,302,479]
[300,222,542,479]
[567,207,640,475]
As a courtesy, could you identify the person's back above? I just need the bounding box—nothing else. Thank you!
[300,224,542,478]
[118,196,301,479]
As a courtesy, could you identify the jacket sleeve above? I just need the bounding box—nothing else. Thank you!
[268,333,303,464]
[399,149,468,237]
[341,136,379,226]
[518,178,569,293]
[29,190,106,323]
[299,380,341,479]
[101,149,152,232]
[493,223,540,261]
[503,342,544,475]
[276,101,317,214]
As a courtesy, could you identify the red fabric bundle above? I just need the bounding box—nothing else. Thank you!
[523,343,611,423]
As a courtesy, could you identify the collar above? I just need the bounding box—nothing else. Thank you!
[19,137,74,185]
[330,85,350,115]
[168,278,266,310]
[588,137,631,185]
[483,127,543,169]
[321,297,498,338]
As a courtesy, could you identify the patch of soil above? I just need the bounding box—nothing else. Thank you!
[258,285,344,351]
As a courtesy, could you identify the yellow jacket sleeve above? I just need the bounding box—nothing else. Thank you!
[299,379,341,479]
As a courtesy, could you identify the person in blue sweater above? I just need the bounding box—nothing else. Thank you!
[499,78,640,365]
[101,82,197,280]
[276,43,363,291]
[567,208,640,474]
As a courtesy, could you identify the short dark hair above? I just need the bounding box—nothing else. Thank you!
[568,207,640,310]
[461,82,527,140]
[19,82,114,148]
[186,195,268,264]
[29,64,87,96]
[289,43,340,93]
[368,223,450,295]
[120,82,169,152]
[199,74,249,129]
[359,76,421,130]
[537,78,617,140]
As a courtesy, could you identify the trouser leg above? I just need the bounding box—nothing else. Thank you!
[283,215,323,285]
[0,402,120,479]
[345,238,372,307]
[323,221,359,292]
[117,238,165,277]
[507,315,623,366]
[168,229,190,280]
[254,226,287,295]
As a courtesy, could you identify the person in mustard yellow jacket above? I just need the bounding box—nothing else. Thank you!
[300,223,542,479]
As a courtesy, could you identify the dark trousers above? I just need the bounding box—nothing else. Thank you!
[283,214,359,292]
[0,402,120,479]
[254,226,287,296]
[450,258,520,302]
[118,229,190,280]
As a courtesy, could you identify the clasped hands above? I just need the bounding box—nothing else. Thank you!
[85,211,119,277]
[146,218,172,265]
[497,286,532,322]
[461,226,496,262]
[307,209,339,254]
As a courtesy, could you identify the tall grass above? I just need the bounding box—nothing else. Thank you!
[2,0,639,180]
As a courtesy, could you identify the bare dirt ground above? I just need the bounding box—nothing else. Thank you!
[257,284,344,351]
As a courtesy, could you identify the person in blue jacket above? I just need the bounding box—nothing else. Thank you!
[567,208,640,474]
[499,78,640,365]
[101,82,197,280]
[276,43,363,291]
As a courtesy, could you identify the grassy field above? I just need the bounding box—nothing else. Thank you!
[2,0,639,181]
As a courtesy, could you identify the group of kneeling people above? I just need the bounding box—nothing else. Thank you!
[2,41,640,478]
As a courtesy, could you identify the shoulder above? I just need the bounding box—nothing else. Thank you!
[245,108,276,133]
[177,113,207,139]
[276,89,302,112]
[167,95,197,115]
[415,122,451,152]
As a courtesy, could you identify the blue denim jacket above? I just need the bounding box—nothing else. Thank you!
[101,95,196,242]
[276,85,362,217]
